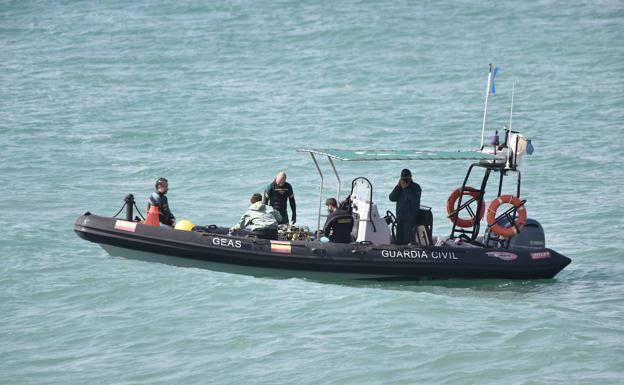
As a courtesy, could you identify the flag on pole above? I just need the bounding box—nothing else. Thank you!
[490,67,500,94]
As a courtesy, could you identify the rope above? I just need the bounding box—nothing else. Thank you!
[112,202,127,218]
[113,198,146,221]
[133,203,145,220]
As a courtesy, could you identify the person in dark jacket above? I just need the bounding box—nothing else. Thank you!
[148,177,175,227]
[389,169,421,244]
[322,198,354,243]
[263,171,296,225]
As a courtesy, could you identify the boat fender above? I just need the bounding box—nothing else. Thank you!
[486,195,527,237]
[446,187,485,228]
[175,219,195,231]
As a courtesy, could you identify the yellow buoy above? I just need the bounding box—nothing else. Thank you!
[174,219,195,231]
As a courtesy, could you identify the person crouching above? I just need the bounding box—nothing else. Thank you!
[231,193,282,240]
[322,198,354,243]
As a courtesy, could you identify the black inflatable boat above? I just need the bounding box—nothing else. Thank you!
[74,135,571,280]
[74,212,569,281]
[74,69,572,281]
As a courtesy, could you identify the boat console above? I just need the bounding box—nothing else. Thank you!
[349,177,392,245]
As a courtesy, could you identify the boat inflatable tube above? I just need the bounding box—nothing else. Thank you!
[487,195,527,237]
[446,187,485,228]
[74,214,572,280]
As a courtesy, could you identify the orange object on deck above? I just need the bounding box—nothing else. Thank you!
[446,187,485,228]
[143,204,160,226]
[486,195,527,237]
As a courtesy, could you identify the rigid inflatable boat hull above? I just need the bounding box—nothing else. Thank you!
[75,214,571,281]
[100,245,394,280]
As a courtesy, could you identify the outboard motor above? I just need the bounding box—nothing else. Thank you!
[484,218,545,248]
[509,218,545,248]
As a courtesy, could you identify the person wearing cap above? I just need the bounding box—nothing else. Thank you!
[148,177,176,227]
[389,169,422,244]
[231,193,282,240]
[263,171,297,225]
[322,198,354,243]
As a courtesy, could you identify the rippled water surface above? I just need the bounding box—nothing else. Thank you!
[2,1,623,384]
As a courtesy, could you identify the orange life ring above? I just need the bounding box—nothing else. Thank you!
[486,195,527,237]
[446,187,485,228]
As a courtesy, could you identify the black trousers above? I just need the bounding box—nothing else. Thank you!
[396,221,416,245]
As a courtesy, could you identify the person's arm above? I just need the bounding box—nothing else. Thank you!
[322,213,333,236]
[272,209,282,224]
[326,221,334,239]
[149,192,161,207]
[163,213,175,227]
[389,184,402,202]
[408,184,422,207]
[160,195,175,226]
[232,212,249,231]
[404,185,422,223]
[165,201,175,226]
[262,183,271,205]
[289,195,296,224]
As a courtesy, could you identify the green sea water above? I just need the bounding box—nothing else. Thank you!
[2,1,623,384]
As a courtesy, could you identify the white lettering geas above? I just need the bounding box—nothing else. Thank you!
[381,249,458,260]
[212,237,242,249]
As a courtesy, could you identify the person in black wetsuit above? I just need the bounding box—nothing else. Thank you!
[322,198,354,243]
[263,171,296,225]
[148,177,175,227]
[389,169,421,244]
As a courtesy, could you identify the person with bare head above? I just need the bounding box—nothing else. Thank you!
[322,198,354,243]
[263,171,296,225]
[148,177,175,227]
[231,193,282,240]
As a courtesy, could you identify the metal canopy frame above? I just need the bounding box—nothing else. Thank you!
[308,153,341,238]
[298,149,506,162]
[298,148,510,239]
[449,163,522,244]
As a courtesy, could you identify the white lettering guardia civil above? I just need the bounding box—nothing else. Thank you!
[212,237,242,249]
[431,251,458,260]
[381,249,429,259]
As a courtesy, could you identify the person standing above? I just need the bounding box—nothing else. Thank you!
[149,177,176,227]
[263,171,296,225]
[389,169,421,244]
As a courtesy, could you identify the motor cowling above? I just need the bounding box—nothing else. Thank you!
[485,218,545,248]
[509,218,545,248]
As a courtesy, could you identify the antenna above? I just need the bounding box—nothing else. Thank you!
[509,81,515,131]
[480,64,493,149]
